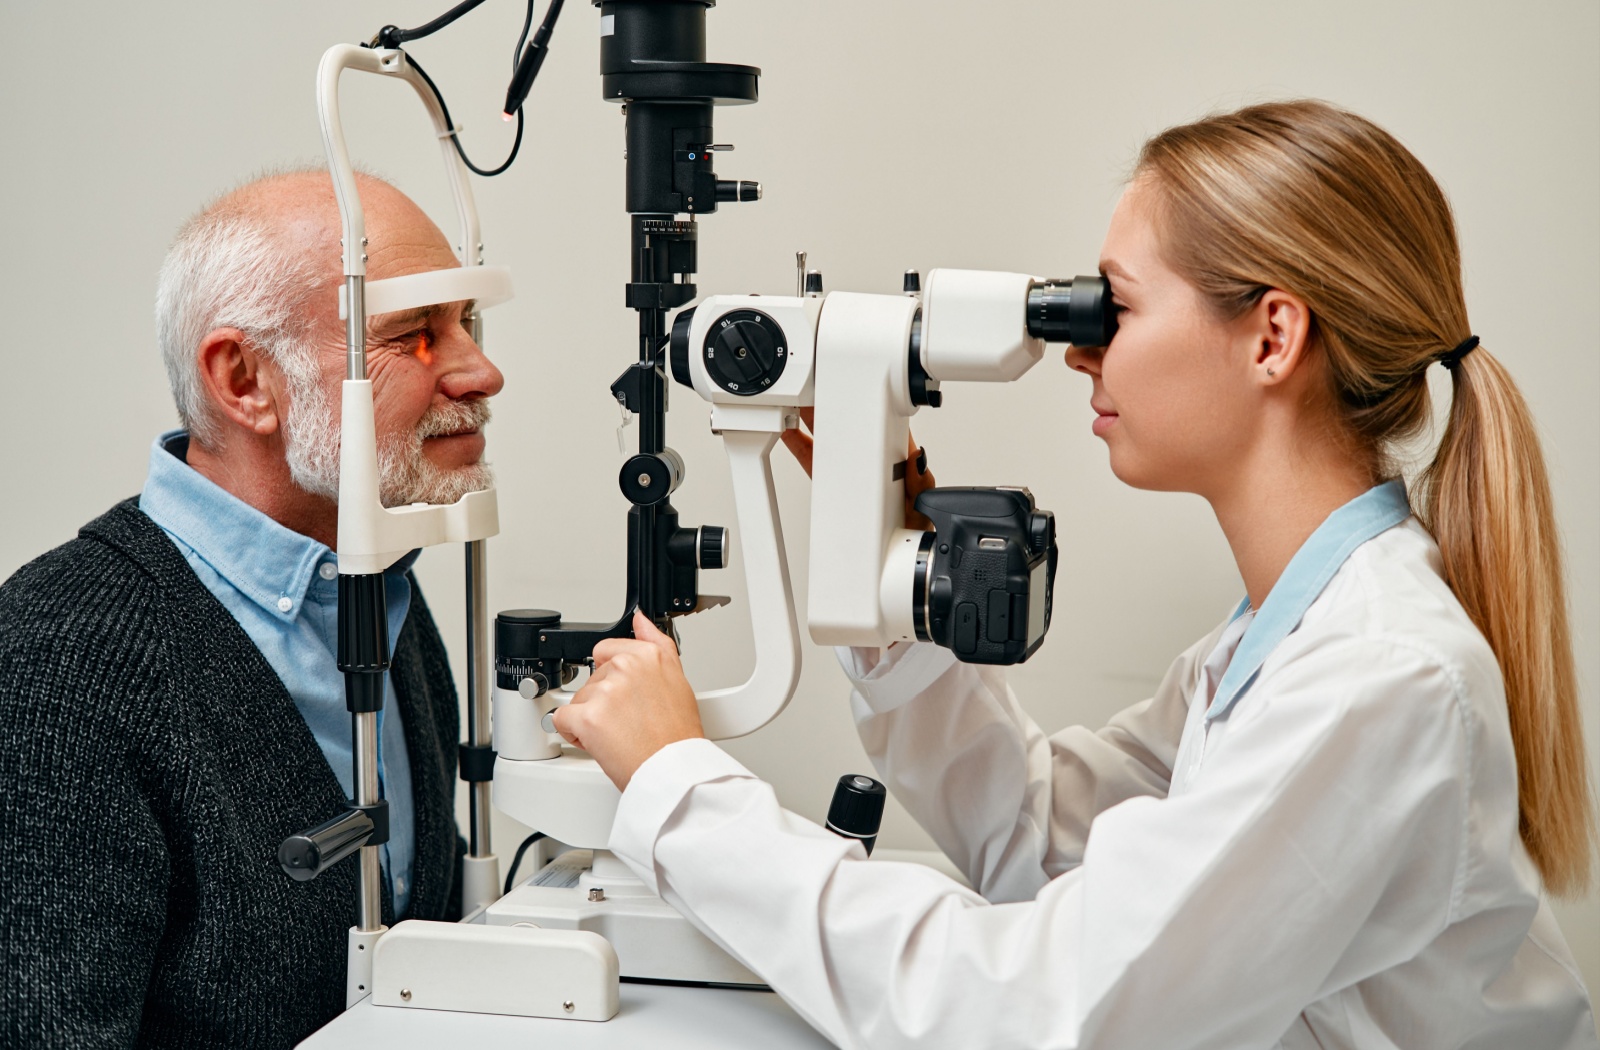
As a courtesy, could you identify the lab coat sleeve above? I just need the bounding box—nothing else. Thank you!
[610,635,1469,1050]
[835,632,1214,901]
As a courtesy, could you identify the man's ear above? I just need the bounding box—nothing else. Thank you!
[1251,289,1313,387]
[195,328,283,437]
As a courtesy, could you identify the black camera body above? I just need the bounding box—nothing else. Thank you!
[912,487,1056,665]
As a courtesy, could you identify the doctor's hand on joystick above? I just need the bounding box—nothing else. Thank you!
[781,407,938,530]
[550,609,705,791]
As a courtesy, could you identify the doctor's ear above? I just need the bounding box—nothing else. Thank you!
[195,327,284,439]
[1251,290,1313,385]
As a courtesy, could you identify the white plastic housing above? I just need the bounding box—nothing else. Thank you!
[682,295,819,406]
[486,851,760,985]
[495,750,619,850]
[920,268,1044,381]
[807,291,924,647]
[492,685,560,762]
[370,920,619,1021]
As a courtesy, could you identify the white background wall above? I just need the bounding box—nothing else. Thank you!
[4,0,1596,999]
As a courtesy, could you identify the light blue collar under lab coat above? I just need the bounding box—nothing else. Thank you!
[1206,479,1412,722]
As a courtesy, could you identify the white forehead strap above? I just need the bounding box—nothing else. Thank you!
[338,265,513,320]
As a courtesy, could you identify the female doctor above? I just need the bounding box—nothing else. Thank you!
[552,100,1599,1049]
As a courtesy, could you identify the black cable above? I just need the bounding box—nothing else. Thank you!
[369,0,563,178]
[405,49,527,177]
[377,0,494,46]
[504,830,548,894]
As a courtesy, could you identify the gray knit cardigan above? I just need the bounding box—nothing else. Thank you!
[0,499,465,1048]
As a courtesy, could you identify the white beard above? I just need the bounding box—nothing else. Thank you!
[281,372,494,508]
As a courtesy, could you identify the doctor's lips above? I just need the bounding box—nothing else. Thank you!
[1091,400,1118,436]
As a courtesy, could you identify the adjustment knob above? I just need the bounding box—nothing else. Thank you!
[903,269,920,296]
[702,309,789,396]
[715,179,762,202]
[669,306,697,389]
[1028,510,1055,554]
[826,774,887,856]
[699,526,727,570]
[620,453,681,506]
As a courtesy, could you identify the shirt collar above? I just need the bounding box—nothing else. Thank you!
[1206,479,1412,722]
[139,430,418,622]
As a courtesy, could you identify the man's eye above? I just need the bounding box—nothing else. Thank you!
[394,328,435,364]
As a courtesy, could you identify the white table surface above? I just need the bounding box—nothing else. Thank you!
[300,979,833,1049]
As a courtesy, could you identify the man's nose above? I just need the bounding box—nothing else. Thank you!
[1064,341,1104,377]
[438,320,505,400]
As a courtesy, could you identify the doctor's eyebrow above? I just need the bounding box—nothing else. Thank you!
[1099,259,1136,284]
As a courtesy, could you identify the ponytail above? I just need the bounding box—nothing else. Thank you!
[1420,349,1594,896]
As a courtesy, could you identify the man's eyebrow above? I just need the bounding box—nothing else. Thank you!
[369,299,478,333]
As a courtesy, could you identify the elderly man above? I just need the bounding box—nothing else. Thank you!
[0,170,503,1048]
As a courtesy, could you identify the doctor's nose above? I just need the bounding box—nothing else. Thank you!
[1064,342,1104,377]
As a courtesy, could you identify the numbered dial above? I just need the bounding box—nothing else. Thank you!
[703,309,788,396]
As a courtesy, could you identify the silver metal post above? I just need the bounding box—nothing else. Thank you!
[466,539,493,857]
[352,710,383,931]
[345,275,366,380]
[795,251,806,298]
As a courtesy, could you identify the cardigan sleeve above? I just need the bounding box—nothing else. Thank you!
[0,557,174,1049]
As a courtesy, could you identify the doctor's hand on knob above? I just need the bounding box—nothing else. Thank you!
[550,609,705,791]
[781,407,937,530]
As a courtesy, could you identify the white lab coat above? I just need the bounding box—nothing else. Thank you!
[610,515,1598,1049]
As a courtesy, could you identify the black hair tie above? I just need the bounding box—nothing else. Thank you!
[1439,335,1479,371]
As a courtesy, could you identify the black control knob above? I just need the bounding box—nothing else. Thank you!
[669,306,697,389]
[703,309,789,396]
[826,774,887,856]
[903,269,920,295]
[620,452,681,506]
[700,526,727,570]
[715,179,762,202]
[1028,511,1055,555]
[804,270,824,296]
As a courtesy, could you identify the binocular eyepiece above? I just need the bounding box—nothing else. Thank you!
[1026,275,1117,348]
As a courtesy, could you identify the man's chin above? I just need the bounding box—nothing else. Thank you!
[380,462,495,508]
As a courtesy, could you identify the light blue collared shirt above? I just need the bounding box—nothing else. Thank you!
[1207,478,1413,721]
[140,430,417,916]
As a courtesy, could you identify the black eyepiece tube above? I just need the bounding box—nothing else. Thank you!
[1026,275,1117,347]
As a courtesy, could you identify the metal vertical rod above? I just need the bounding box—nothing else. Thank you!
[345,275,367,380]
[346,271,382,931]
[465,539,492,857]
[352,711,383,931]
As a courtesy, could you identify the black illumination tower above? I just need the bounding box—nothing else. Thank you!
[495,0,760,693]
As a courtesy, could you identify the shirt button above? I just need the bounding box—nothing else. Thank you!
[277,596,293,613]
[319,562,338,580]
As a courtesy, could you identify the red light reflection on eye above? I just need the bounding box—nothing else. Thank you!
[416,329,435,366]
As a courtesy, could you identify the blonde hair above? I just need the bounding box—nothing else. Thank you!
[1136,100,1593,896]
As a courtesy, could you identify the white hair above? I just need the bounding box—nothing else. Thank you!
[154,173,327,447]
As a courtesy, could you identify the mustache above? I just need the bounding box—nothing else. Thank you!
[416,398,491,439]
